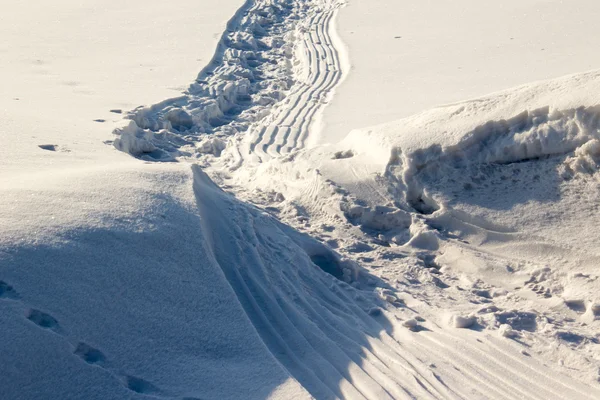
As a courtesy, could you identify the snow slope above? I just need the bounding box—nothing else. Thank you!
[0,163,311,399]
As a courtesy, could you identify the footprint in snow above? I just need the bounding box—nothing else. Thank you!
[26,308,59,330]
[38,144,58,151]
[73,342,106,365]
[524,276,552,298]
[124,375,162,395]
[0,280,20,300]
[9,286,164,396]
[38,144,70,153]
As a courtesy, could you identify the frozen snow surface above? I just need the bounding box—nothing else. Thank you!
[4,0,600,399]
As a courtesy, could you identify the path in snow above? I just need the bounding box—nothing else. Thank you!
[112,0,346,165]
[244,3,345,162]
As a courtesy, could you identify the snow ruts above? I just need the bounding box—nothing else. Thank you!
[245,4,344,162]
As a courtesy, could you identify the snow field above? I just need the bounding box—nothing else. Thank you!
[4,0,600,398]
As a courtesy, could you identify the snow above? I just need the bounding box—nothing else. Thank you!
[320,0,600,143]
[3,0,600,398]
[449,315,476,329]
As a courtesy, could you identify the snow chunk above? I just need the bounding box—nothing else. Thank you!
[449,315,476,329]
[402,318,419,329]
[113,121,157,156]
[343,204,411,231]
[498,324,518,338]
[196,137,227,157]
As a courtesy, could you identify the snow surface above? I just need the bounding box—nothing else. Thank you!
[320,0,600,143]
[3,0,600,399]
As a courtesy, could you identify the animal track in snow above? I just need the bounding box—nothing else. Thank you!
[73,342,107,365]
[6,283,166,397]
[38,144,58,151]
[38,144,70,153]
[524,274,553,299]
[123,375,163,395]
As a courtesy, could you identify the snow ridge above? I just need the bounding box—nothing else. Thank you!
[113,0,345,163]
[376,105,600,214]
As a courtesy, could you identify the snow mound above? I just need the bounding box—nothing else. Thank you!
[228,70,600,393]
[0,162,401,399]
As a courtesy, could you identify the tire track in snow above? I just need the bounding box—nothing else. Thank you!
[473,333,600,400]
[409,334,518,400]
[292,9,343,150]
[246,3,345,162]
[113,0,345,163]
[405,338,501,400]
[112,0,346,165]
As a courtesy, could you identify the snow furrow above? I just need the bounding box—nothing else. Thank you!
[406,338,508,400]
[429,332,557,400]
[245,3,342,160]
[411,335,518,400]
[281,10,341,152]
[294,9,342,149]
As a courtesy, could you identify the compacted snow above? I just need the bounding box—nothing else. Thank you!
[3,0,600,399]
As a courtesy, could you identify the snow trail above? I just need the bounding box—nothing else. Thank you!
[246,5,345,161]
[112,0,346,164]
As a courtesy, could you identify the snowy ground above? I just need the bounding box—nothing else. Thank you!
[3,0,600,399]
[320,0,600,142]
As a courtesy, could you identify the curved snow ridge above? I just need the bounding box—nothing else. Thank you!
[112,0,346,162]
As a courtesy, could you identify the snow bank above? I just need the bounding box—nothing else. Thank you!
[0,164,311,400]
[339,71,600,213]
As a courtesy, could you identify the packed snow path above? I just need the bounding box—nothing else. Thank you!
[245,4,344,162]
[113,0,345,163]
